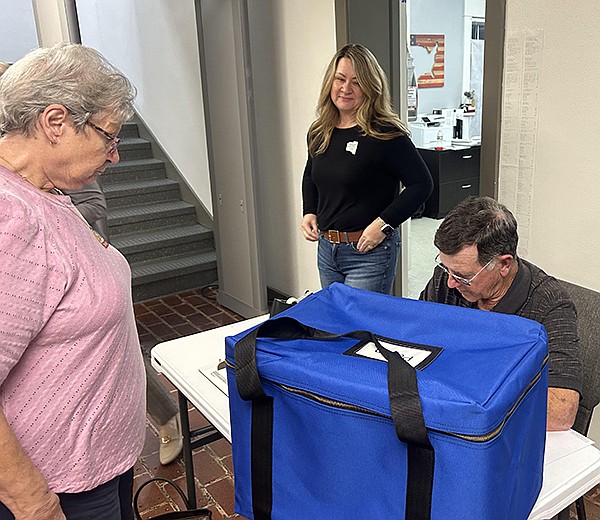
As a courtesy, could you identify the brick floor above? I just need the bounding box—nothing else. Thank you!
[133,287,600,520]
[133,286,246,519]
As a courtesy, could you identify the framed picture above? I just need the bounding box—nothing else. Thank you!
[410,34,445,88]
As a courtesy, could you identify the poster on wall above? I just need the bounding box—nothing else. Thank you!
[410,34,445,88]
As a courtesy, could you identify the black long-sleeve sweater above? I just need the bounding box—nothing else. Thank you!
[302,126,433,231]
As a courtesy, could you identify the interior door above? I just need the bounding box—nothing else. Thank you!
[335,0,409,296]
[195,0,268,317]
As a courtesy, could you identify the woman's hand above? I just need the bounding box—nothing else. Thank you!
[356,220,386,252]
[301,214,319,242]
[16,491,66,520]
[0,408,66,520]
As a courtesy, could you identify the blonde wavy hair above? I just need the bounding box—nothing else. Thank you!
[307,43,408,156]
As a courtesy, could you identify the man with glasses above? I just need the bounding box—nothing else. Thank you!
[420,196,582,431]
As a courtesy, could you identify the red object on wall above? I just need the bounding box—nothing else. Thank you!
[410,34,445,88]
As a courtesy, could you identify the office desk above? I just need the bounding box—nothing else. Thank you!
[151,318,600,518]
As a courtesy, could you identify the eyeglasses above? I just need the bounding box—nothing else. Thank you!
[435,254,495,286]
[86,121,121,153]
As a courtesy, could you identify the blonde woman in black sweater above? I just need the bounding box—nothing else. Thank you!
[301,44,432,294]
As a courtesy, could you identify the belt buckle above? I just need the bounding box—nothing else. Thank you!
[327,230,341,243]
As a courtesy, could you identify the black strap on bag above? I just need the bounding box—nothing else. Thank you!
[133,477,212,520]
[234,316,434,520]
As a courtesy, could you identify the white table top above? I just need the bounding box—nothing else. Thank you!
[151,317,600,520]
[151,316,267,442]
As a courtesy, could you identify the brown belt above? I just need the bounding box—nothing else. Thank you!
[322,229,364,243]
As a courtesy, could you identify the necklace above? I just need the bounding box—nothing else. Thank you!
[0,153,48,190]
[64,197,110,248]
[0,155,109,248]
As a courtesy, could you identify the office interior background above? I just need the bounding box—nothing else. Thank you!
[2,0,599,443]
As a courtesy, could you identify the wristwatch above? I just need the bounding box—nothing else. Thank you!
[379,220,395,236]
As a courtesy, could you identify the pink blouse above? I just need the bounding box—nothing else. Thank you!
[0,166,146,493]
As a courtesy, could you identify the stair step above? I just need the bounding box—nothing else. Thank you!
[107,200,197,235]
[131,252,218,302]
[104,177,179,196]
[104,120,218,302]
[102,158,166,183]
[119,122,139,139]
[104,178,181,208]
[113,224,212,250]
[116,137,153,161]
[132,251,217,284]
[111,224,213,263]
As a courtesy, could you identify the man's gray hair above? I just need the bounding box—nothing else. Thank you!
[0,43,136,136]
[434,196,518,264]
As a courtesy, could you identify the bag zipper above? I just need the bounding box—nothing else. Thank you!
[227,355,548,443]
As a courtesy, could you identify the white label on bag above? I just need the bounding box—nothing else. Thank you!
[355,340,434,368]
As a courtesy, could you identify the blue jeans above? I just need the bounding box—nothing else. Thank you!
[317,228,400,294]
[0,468,133,520]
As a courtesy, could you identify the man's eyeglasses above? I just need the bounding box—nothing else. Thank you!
[435,254,495,286]
[86,121,121,153]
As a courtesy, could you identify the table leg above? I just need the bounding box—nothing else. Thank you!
[178,391,197,508]
[576,497,587,519]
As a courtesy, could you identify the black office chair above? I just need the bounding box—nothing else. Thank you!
[556,280,600,520]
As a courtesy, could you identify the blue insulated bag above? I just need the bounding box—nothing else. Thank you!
[226,283,548,520]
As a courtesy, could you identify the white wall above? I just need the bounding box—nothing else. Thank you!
[499,1,600,291]
[500,0,600,442]
[248,1,336,296]
[0,0,39,61]
[76,0,213,215]
[16,0,598,297]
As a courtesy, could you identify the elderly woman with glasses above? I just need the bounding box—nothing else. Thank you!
[0,44,145,520]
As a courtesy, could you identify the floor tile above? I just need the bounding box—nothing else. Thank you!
[192,448,228,484]
[205,477,236,517]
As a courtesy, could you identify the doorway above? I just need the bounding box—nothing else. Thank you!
[406,0,486,297]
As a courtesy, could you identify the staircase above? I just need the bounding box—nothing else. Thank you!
[102,122,218,302]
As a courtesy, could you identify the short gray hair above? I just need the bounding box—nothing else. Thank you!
[434,196,519,264]
[0,43,136,136]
